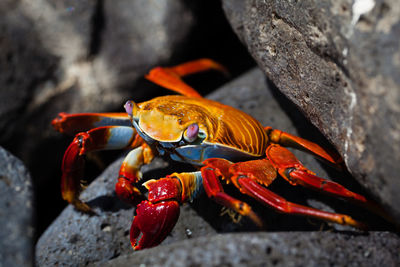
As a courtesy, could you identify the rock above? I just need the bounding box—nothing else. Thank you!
[0,0,196,237]
[36,68,391,266]
[222,0,400,222]
[2,0,195,157]
[0,1,58,144]
[35,157,216,266]
[0,146,34,267]
[96,231,400,267]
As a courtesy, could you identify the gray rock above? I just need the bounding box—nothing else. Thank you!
[36,68,391,266]
[0,1,58,144]
[100,0,194,99]
[222,0,400,221]
[0,0,195,177]
[0,0,196,239]
[96,231,400,267]
[35,157,216,267]
[0,146,34,267]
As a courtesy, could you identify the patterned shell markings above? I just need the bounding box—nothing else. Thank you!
[138,95,268,157]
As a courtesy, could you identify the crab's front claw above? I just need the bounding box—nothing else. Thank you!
[130,200,180,250]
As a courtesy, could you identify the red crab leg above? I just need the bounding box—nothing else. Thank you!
[62,126,140,212]
[235,176,367,229]
[266,144,368,203]
[145,58,228,98]
[201,159,263,227]
[265,144,392,221]
[221,157,365,228]
[265,127,342,166]
[116,143,155,206]
[130,172,203,250]
[52,112,131,135]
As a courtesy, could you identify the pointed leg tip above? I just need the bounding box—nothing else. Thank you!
[72,199,95,215]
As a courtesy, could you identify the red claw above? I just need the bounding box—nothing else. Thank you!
[130,200,180,250]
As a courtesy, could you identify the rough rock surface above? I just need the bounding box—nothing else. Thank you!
[35,157,216,266]
[0,146,34,267]
[222,0,400,221]
[97,231,400,267]
[0,0,194,170]
[0,0,196,236]
[0,0,58,144]
[36,68,394,266]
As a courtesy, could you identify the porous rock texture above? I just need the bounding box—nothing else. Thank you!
[0,146,34,267]
[35,157,217,266]
[222,0,400,222]
[36,68,399,266]
[96,232,400,267]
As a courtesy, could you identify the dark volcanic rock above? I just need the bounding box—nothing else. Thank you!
[0,0,194,171]
[35,157,216,266]
[0,0,196,238]
[96,231,400,267]
[0,146,34,266]
[222,0,400,221]
[0,1,58,144]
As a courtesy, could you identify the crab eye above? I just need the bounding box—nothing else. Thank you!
[124,100,138,117]
[124,101,134,115]
[184,123,199,143]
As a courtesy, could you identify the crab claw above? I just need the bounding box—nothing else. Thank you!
[130,200,180,250]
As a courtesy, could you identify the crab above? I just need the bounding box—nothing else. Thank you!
[52,59,376,251]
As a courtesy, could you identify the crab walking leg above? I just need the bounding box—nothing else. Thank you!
[200,159,264,227]
[61,126,139,212]
[235,177,367,229]
[116,143,155,205]
[145,58,228,98]
[168,58,229,77]
[52,112,131,135]
[130,172,203,250]
[265,127,342,166]
[266,145,368,203]
[265,144,393,221]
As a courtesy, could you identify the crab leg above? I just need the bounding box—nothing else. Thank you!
[204,158,366,229]
[219,158,366,229]
[265,127,342,166]
[52,112,131,135]
[201,159,263,227]
[236,176,366,229]
[145,58,228,98]
[266,144,368,203]
[130,172,203,250]
[116,143,155,206]
[265,144,392,221]
[62,126,140,212]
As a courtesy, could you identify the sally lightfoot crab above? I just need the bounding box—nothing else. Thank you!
[52,59,377,250]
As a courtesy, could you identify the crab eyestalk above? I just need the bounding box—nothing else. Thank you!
[124,100,140,121]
